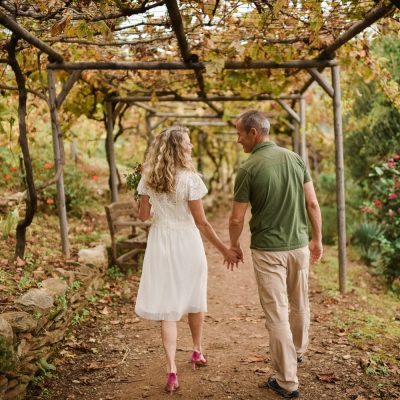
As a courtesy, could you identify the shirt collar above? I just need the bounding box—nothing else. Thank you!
[251,140,276,154]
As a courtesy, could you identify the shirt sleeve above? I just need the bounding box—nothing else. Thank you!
[234,168,250,202]
[187,173,208,200]
[304,168,312,183]
[137,177,149,195]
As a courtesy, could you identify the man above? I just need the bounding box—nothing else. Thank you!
[229,110,323,398]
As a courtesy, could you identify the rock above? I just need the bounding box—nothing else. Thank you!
[78,245,107,267]
[4,382,27,399]
[16,288,54,310]
[1,312,37,333]
[42,278,69,297]
[19,361,38,375]
[17,338,31,357]
[54,268,75,285]
[0,376,8,396]
[6,379,18,390]
[0,317,14,344]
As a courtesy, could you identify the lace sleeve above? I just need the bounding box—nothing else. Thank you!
[137,177,149,195]
[187,173,208,200]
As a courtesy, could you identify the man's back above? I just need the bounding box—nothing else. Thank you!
[234,141,311,251]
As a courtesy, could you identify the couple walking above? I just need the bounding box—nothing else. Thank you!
[134,110,323,398]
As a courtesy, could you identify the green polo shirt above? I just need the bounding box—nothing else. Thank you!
[234,141,311,251]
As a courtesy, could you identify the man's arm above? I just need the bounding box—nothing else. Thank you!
[304,181,323,263]
[229,201,248,261]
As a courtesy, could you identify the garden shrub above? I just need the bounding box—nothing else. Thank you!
[359,154,400,283]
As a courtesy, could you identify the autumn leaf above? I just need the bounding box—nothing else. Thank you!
[205,59,225,75]
[50,13,72,36]
[273,0,286,17]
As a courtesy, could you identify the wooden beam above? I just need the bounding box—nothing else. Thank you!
[111,94,301,102]
[307,68,334,98]
[184,121,227,127]
[55,70,81,108]
[282,119,295,131]
[47,59,337,71]
[277,99,301,123]
[155,113,220,118]
[331,64,347,294]
[0,10,64,63]
[165,0,211,99]
[165,0,191,61]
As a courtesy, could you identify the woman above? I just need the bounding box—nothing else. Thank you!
[135,126,237,394]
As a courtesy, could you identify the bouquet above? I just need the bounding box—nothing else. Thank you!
[126,162,142,200]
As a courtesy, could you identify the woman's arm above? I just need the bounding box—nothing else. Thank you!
[138,195,151,221]
[188,199,238,265]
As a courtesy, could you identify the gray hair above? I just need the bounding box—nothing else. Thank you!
[238,110,270,135]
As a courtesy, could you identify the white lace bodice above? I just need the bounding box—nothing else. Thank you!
[137,170,208,227]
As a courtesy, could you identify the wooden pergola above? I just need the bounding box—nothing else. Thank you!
[1,0,399,293]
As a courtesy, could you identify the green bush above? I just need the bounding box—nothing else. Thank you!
[351,221,383,265]
[0,145,98,218]
[359,155,400,283]
[40,163,97,217]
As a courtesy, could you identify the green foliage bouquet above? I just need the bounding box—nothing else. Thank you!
[126,162,142,200]
[359,154,400,283]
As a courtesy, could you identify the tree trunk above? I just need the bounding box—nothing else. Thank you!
[6,34,37,259]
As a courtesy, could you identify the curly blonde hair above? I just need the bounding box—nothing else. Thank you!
[143,126,195,193]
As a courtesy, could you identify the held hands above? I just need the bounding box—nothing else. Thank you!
[223,245,244,271]
[309,239,323,264]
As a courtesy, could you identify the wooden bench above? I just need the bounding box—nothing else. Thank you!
[105,201,151,270]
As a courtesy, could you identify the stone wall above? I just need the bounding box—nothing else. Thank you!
[0,246,107,400]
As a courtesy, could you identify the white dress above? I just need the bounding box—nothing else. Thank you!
[134,169,208,321]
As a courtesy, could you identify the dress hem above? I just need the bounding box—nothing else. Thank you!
[135,307,207,322]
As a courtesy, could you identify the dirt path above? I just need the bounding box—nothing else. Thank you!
[28,210,400,400]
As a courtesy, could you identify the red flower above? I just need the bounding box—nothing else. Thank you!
[397,207,400,213]
[394,155,400,160]
[44,162,53,169]
[9,166,17,171]
[373,199,382,208]
[389,193,398,200]
[46,198,54,204]
[387,161,395,168]
[5,174,11,180]
[91,175,99,181]
[388,209,395,218]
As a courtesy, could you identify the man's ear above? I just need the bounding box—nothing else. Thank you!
[250,128,257,136]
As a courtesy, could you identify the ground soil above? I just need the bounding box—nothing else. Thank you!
[25,209,400,400]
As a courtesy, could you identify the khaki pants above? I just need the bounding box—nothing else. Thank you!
[252,246,310,392]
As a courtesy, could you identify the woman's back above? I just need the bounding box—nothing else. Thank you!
[139,169,207,227]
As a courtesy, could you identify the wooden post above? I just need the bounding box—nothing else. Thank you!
[106,101,119,202]
[47,69,70,257]
[145,113,153,148]
[299,96,308,166]
[293,120,300,154]
[332,64,347,294]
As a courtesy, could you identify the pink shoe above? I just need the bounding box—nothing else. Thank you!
[165,372,179,395]
[191,351,208,370]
